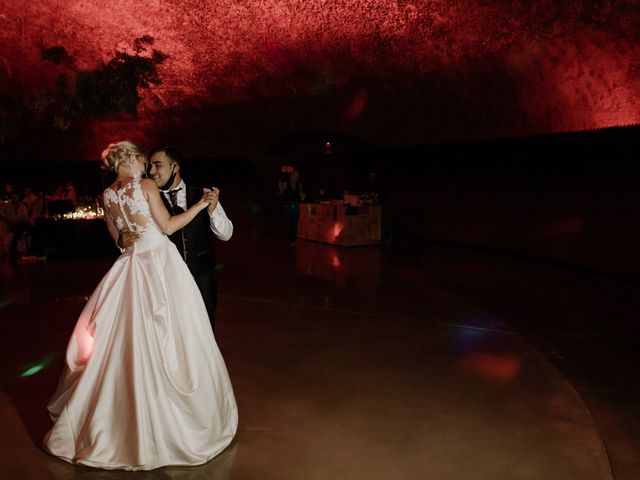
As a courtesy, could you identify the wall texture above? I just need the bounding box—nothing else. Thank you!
[1,1,639,159]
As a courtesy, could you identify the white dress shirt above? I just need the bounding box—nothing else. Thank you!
[163,180,233,241]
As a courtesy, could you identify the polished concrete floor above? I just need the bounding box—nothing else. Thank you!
[1,235,638,479]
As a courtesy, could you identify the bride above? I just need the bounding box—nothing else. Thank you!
[43,141,238,471]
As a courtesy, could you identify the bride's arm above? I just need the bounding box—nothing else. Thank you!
[103,200,139,250]
[141,179,208,235]
[103,207,119,244]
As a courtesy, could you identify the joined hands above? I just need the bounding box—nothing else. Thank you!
[201,187,220,214]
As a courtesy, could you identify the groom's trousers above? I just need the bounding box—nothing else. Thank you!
[194,269,218,332]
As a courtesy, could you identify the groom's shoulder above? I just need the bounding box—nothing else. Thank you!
[185,182,203,195]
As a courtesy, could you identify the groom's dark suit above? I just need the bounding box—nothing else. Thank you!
[161,184,218,330]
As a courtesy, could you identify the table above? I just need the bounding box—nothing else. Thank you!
[297,203,381,246]
[32,217,120,259]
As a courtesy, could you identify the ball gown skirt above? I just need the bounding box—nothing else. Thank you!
[43,229,238,471]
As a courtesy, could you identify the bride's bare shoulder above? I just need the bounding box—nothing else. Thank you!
[104,182,118,193]
[139,178,160,195]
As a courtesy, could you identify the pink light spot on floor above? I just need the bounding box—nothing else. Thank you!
[459,352,521,385]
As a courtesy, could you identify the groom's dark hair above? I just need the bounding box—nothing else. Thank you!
[148,145,184,167]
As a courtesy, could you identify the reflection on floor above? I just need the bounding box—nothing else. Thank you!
[1,235,637,479]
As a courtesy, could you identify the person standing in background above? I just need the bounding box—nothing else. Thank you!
[277,169,306,247]
[64,182,77,206]
[1,190,30,256]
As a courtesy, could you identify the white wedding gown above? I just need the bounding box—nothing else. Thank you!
[43,178,238,471]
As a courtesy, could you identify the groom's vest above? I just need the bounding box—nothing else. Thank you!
[160,184,216,277]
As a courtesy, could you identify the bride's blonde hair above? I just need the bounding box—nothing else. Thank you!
[101,141,145,172]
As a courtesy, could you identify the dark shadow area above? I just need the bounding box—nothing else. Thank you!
[3,125,639,277]
[358,125,639,279]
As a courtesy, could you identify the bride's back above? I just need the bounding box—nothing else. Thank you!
[103,178,156,233]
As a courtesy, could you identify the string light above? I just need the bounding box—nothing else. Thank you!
[53,206,104,221]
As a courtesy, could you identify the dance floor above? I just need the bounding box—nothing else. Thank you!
[1,236,638,479]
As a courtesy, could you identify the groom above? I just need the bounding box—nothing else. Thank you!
[119,146,233,331]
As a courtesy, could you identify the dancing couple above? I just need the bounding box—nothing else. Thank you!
[43,141,238,471]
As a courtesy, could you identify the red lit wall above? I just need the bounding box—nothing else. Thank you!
[1,1,638,159]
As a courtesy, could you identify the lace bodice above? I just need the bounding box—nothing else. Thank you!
[103,178,159,234]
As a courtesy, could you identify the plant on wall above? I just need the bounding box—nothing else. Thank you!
[0,36,167,142]
[74,35,167,119]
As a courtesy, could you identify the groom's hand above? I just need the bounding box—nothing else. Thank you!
[117,229,139,249]
[204,187,220,214]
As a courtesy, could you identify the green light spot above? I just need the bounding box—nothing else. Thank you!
[20,364,45,378]
[19,353,55,378]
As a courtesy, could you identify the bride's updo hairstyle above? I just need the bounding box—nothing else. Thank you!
[101,141,145,172]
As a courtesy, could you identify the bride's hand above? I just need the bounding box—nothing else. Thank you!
[196,190,210,207]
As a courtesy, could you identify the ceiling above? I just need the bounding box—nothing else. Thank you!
[1,0,638,160]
